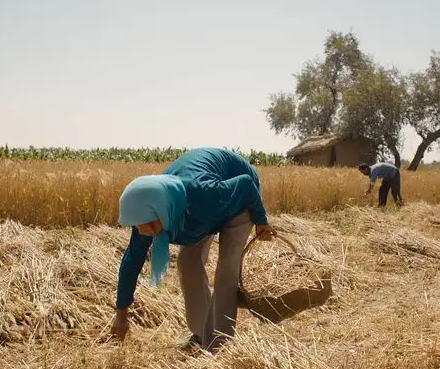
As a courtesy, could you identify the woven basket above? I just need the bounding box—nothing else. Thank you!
[237,233,332,323]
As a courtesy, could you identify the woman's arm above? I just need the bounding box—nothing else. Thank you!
[116,226,153,309]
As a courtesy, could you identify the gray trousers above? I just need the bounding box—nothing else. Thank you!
[177,211,253,352]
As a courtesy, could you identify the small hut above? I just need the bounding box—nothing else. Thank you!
[286,133,374,167]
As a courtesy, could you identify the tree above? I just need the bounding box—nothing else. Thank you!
[264,31,370,140]
[341,67,407,167]
[264,30,406,165]
[264,92,296,137]
[406,52,440,171]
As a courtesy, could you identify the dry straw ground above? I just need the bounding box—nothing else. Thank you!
[2,160,440,368]
[2,202,440,368]
[0,159,440,227]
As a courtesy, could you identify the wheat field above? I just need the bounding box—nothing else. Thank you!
[1,159,439,227]
[1,160,440,368]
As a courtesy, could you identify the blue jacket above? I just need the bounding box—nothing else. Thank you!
[370,163,398,182]
[116,148,267,308]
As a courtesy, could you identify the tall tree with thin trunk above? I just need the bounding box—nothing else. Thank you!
[341,67,407,167]
[407,52,440,171]
[264,30,405,164]
[264,31,370,140]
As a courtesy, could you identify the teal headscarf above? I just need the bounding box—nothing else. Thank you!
[118,175,187,286]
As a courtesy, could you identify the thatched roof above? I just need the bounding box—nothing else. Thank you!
[286,133,341,158]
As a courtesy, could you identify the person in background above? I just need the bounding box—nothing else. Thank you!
[358,162,404,207]
[111,148,276,354]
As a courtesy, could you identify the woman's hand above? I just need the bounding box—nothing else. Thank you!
[111,308,129,340]
[255,224,277,241]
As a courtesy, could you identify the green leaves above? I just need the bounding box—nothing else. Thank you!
[407,52,440,136]
[0,146,286,166]
[264,29,440,170]
[263,92,296,137]
[341,67,406,154]
[265,30,371,142]
[406,52,440,170]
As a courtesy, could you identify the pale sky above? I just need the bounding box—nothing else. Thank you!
[1,0,440,162]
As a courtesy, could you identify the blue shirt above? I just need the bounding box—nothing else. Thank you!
[370,163,398,183]
[116,148,267,308]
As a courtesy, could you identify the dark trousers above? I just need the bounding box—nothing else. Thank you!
[378,171,404,206]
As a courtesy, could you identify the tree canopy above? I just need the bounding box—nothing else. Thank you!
[264,31,439,169]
